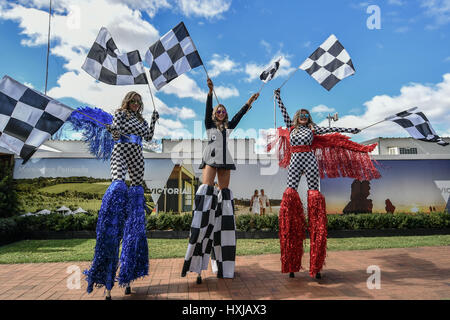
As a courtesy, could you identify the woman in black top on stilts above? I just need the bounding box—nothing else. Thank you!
[181,78,259,283]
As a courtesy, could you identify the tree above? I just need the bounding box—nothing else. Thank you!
[0,163,19,218]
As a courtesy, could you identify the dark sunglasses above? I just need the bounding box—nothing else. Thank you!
[130,99,142,105]
[299,114,310,119]
[216,110,227,115]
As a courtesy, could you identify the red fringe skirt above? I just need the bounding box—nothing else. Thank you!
[278,187,306,273]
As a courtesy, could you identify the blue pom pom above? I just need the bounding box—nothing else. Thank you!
[67,106,115,161]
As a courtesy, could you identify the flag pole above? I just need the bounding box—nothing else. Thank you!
[201,65,220,105]
[145,69,157,111]
[273,93,277,130]
[359,107,418,131]
[143,69,160,125]
[359,119,388,131]
[187,26,221,105]
[44,0,52,95]
[279,67,300,91]
[257,82,267,95]
[73,109,107,126]
[72,109,132,139]
[271,67,300,99]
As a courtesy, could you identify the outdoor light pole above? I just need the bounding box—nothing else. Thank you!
[326,113,339,127]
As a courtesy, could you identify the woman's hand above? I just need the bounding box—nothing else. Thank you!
[106,124,121,141]
[152,110,160,122]
[247,93,259,106]
[207,78,214,94]
[274,88,281,97]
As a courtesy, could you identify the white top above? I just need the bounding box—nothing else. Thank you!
[251,195,261,214]
[260,195,269,208]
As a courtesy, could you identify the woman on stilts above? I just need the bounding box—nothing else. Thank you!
[84,92,159,299]
[181,78,259,283]
[273,88,379,279]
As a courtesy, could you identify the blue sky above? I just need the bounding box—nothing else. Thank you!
[0,0,449,146]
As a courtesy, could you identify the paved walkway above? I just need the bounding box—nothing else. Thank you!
[0,246,449,300]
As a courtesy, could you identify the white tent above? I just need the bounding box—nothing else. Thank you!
[35,209,51,215]
[56,206,72,215]
[70,207,87,215]
[20,212,35,217]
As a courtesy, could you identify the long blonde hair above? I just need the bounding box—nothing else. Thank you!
[292,109,315,132]
[116,91,145,122]
[212,104,229,130]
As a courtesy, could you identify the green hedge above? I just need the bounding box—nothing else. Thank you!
[0,212,449,237]
[327,213,450,230]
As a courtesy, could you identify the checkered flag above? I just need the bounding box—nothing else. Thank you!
[0,76,73,162]
[260,57,281,83]
[300,34,355,91]
[388,108,449,146]
[82,27,148,86]
[145,22,203,90]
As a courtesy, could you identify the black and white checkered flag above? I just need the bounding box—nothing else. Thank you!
[82,27,148,86]
[388,108,449,146]
[260,57,281,83]
[300,34,355,91]
[0,76,73,162]
[145,22,203,90]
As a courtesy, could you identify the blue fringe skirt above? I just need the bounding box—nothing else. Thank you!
[118,185,149,286]
[84,180,128,292]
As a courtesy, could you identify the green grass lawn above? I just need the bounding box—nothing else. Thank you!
[18,183,155,213]
[20,195,104,213]
[39,182,111,195]
[0,235,449,264]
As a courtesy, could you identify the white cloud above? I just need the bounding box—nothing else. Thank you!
[260,40,271,54]
[160,74,239,101]
[109,0,172,18]
[349,2,370,9]
[157,117,185,130]
[23,82,35,89]
[388,0,405,6]
[395,26,410,33]
[244,53,296,83]
[316,73,450,141]
[0,1,160,55]
[208,53,240,77]
[46,70,192,139]
[311,105,336,114]
[0,1,236,105]
[156,103,196,120]
[175,0,232,19]
[177,107,196,119]
[160,74,205,101]
[0,0,240,140]
[213,85,239,100]
[421,0,450,29]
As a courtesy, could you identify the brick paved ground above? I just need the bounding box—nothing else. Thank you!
[0,246,449,300]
